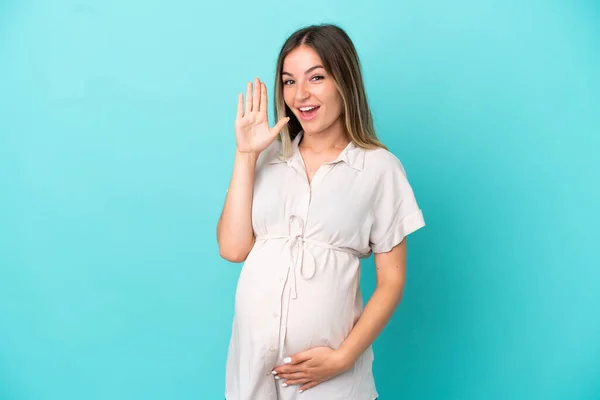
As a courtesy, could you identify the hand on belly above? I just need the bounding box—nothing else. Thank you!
[271,346,352,393]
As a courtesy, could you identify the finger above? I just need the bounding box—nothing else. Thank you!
[273,364,301,375]
[294,352,313,364]
[279,372,308,380]
[245,81,252,115]
[252,77,260,112]
[281,378,311,387]
[271,117,290,137]
[236,93,244,119]
[298,380,320,393]
[259,82,267,116]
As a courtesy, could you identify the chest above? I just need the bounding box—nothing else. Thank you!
[252,161,377,242]
[302,152,334,184]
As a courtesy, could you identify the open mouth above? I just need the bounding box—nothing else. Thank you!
[298,106,320,121]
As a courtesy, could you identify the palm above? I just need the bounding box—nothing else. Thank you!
[235,109,273,153]
[235,78,289,154]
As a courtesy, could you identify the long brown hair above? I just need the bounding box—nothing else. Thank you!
[274,24,387,157]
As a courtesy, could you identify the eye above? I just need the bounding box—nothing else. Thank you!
[283,79,295,85]
[311,75,325,82]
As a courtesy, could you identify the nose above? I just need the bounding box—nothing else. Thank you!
[294,81,310,102]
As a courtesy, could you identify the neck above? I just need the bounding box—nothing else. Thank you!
[300,117,349,152]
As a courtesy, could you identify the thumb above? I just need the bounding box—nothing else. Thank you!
[271,117,290,136]
[284,351,311,365]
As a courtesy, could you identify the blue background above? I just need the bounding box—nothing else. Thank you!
[1,0,599,399]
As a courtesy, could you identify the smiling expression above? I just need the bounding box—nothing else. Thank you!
[281,45,344,135]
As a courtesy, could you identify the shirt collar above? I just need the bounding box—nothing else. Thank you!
[268,131,365,171]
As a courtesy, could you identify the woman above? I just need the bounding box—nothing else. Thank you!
[217,24,425,400]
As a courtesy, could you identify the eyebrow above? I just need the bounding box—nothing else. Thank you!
[281,65,324,77]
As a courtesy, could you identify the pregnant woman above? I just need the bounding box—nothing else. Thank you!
[217,23,426,400]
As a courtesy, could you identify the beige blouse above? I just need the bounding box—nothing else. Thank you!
[225,131,425,400]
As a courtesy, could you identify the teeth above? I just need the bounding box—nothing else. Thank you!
[300,106,317,111]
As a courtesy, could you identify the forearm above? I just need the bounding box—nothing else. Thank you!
[337,280,405,367]
[217,149,259,262]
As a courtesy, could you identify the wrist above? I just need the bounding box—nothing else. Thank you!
[235,148,260,164]
[334,346,357,372]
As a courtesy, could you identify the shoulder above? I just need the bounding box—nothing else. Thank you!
[362,147,407,177]
[362,146,421,206]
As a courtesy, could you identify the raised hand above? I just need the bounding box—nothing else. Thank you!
[235,77,290,154]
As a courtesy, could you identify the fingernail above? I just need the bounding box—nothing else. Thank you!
[271,370,278,375]
[299,389,304,393]
[274,375,281,380]
[282,383,288,387]
[284,357,292,364]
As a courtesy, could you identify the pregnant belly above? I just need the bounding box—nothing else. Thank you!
[282,266,361,354]
[234,245,362,353]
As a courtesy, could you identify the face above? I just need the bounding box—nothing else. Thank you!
[281,45,344,135]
